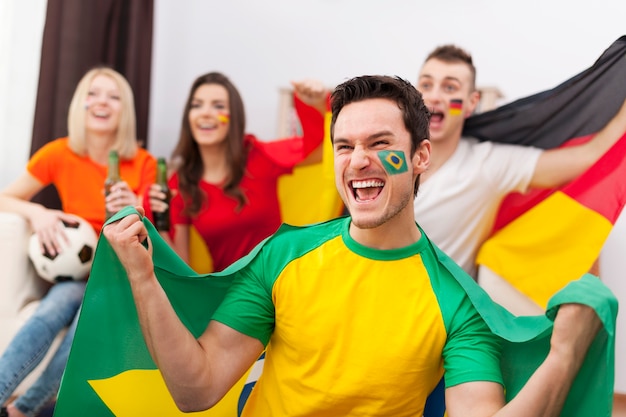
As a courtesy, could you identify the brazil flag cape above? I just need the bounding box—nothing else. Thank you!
[54,207,617,417]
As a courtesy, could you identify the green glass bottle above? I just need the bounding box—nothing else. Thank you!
[154,157,171,231]
[104,150,120,220]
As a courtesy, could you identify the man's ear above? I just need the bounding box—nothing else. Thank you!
[412,140,431,175]
[465,90,481,118]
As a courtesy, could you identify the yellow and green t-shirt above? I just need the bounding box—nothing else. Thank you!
[54,207,617,417]
[213,216,503,416]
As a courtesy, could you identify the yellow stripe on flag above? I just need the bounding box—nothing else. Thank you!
[89,368,249,416]
[278,111,343,225]
[189,225,213,274]
[476,191,612,308]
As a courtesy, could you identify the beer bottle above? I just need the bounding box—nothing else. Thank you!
[154,157,171,231]
[104,150,120,220]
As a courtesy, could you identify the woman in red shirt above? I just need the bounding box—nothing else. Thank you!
[148,72,328,272]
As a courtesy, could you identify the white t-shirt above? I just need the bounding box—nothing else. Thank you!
[414,138,542,277]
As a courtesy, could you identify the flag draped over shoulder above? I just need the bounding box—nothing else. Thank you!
[55,208,617,416]
[464,36,626,308]
[436,248,617,417]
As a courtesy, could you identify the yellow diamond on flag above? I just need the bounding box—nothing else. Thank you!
[89,369,248,416]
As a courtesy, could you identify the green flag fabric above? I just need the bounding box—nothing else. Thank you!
[54,207,254,417]
[434,244,617,415]
[54,207,617,416]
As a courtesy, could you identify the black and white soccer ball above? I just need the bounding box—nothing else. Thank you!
[28,217,98,283]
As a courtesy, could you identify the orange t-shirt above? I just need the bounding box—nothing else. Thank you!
[27,137,157,233]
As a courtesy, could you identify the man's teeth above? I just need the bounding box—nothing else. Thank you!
[352,180,384,188]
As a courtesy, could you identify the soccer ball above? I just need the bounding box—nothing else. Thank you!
[28,217,98,283]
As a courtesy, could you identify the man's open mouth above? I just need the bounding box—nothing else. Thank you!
[351,179,384,202]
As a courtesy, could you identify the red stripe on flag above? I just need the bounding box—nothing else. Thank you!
[491,132,626,233]
[564,131,626,221]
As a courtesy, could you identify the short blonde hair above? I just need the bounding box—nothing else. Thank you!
[67,67,138,159]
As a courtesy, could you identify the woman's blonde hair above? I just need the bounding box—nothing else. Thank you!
[67,67,138,159]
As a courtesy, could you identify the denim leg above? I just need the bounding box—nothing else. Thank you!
[0,281,85,410]
[13,307,81,417]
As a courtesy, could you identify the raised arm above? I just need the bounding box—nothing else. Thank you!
[256,80,329,169]
[291,79,330,166]
[292,78,328,116]
[103,209,264,412]
[445,303,601,417]
[530,98,626,189]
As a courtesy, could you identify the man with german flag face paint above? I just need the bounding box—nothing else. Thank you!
[102,74,609,417]
[414,44,626,283]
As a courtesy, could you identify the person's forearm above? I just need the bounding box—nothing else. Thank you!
[294,93,327,157]
[532,99,626,189]
[127,270,215,410]
[492,352,579,417]
[586,98,626,159]
[0,194,46,224]
[492,303,600,417]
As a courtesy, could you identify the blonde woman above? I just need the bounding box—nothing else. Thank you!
[0,67,156,417]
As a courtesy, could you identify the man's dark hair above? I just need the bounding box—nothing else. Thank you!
[329,75,430,195]
[425,44,476,91]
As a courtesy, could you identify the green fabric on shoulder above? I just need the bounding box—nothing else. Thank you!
[434,241,617,416]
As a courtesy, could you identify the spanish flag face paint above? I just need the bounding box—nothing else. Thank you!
[378,150,408,175]
[449,99,463,116]
[217,113,230,124]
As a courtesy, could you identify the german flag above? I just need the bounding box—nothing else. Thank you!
[449,99,463,116]
[464,36,626,308]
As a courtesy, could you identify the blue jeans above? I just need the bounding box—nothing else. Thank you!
[0,281,85,417]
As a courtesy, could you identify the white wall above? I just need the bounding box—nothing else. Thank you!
[148,0,626,158]
[0,0,47,189]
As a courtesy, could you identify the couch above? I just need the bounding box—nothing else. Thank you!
[0,212,65,398]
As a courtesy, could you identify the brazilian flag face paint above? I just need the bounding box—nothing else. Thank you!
[378,150,408,175]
